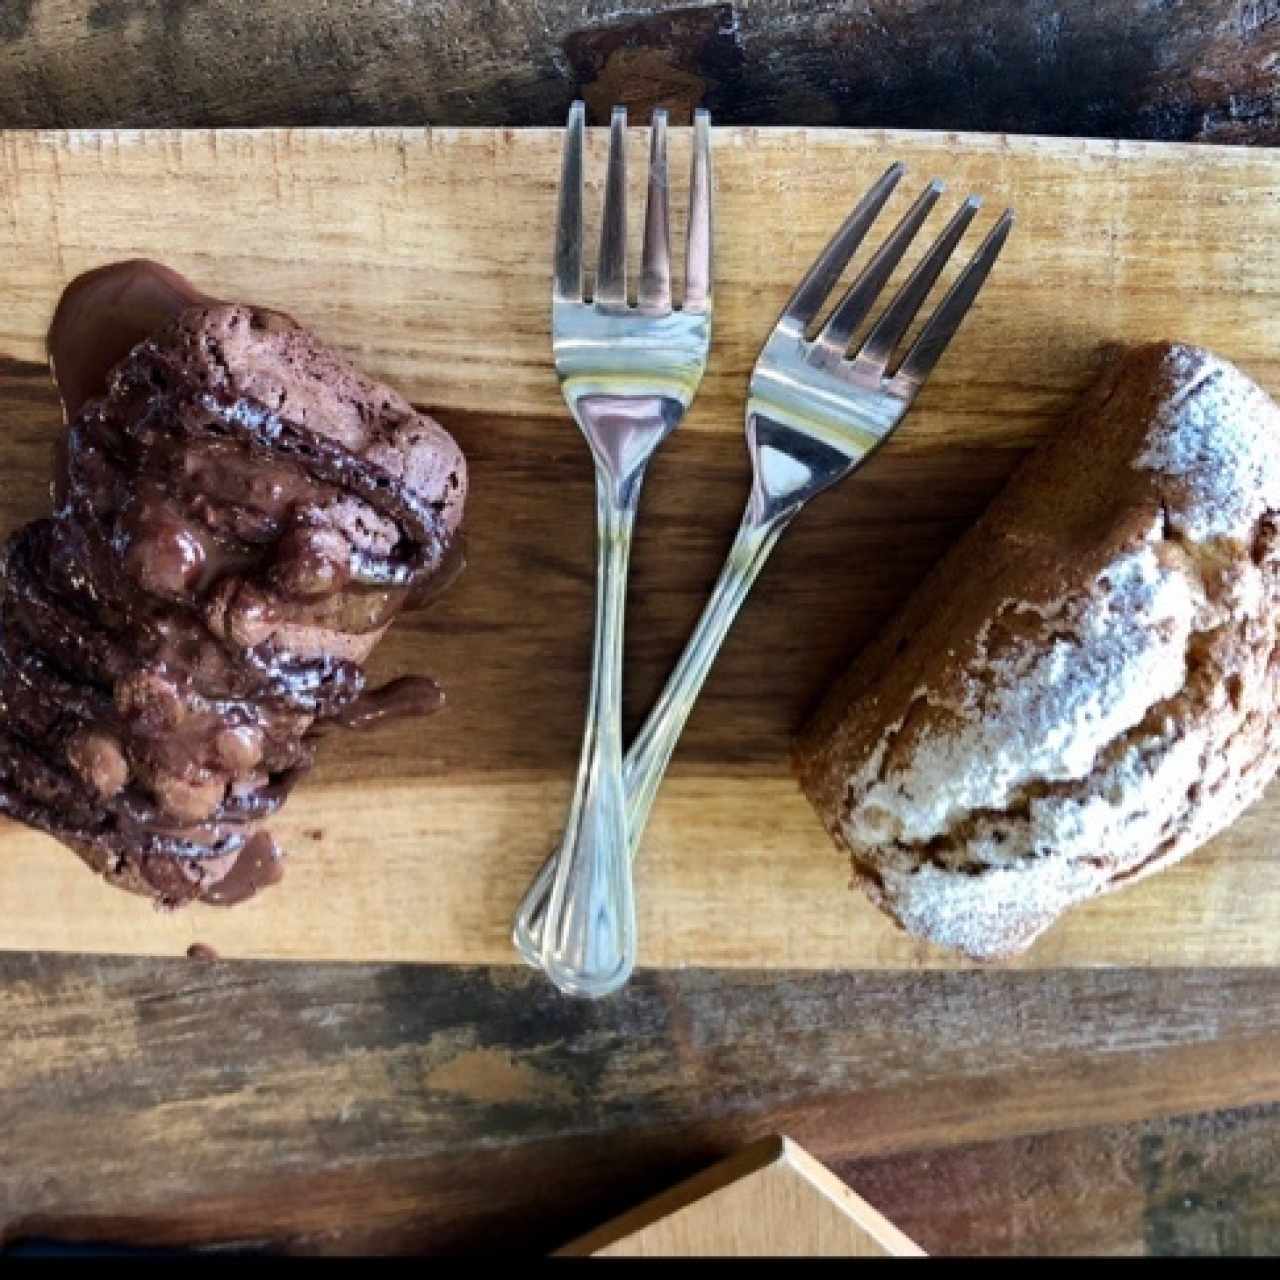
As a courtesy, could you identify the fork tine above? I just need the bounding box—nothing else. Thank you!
[894,209,1014,389]
[683,108,712,314]
[810,179,943,365]
[638,109,672,313]
[778,161,904,335]
[553,101,585,303]
[855,195,982,374]
[595,106,629,308]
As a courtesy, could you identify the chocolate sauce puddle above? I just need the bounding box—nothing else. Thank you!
[331,675,444,729]
[201,832,285,905]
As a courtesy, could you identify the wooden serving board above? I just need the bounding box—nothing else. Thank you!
[2,126,1280,968]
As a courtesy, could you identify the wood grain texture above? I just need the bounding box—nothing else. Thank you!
[4,126,1280,966]
[4,12,1278,1261]
[2,2,1279,146]
[836,1102,1280,1256]
[559,1135,926,1256]
[2,957,1280,1255]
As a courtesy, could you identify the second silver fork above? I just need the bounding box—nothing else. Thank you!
[530,102,713,999]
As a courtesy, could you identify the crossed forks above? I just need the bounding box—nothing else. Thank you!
[515,102,1014,998]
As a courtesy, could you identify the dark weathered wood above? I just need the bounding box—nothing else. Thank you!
[2,958,1280,1254]
[841,1100,1280,1256]
[2,2,1279,144]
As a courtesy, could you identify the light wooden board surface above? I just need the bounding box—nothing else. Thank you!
[2,126,1280,968]
[558,1135,926,1257]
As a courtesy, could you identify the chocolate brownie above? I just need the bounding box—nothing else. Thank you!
[0,261,467,907]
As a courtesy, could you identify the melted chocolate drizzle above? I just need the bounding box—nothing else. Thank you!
[0,261,463,904]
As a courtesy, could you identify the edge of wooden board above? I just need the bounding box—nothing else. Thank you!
[1,774,1279,967]
[9,122,1280,161]
[778,1139,928,1257]
[4,124,1280,968]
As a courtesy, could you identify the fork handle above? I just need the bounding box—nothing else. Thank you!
[623,504,789,835]
[537,467,643,999]
[514,500,792,967]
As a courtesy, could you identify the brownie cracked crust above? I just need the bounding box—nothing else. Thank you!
[0,261,467,907]
[794,341,1280,960]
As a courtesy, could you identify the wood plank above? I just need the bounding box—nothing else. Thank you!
[4,127,1280,966]
[3,957,1280,1255]
[559,1135,925,1256]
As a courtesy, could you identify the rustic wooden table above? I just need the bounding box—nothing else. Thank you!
[3,0,1280,1257]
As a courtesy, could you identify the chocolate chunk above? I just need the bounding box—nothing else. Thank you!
[65,729,129,800]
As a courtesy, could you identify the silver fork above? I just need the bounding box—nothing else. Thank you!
[527,101,713,999]
[516,161,1012,994]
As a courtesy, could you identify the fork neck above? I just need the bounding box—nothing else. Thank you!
[572,393,684,498]
[744,409,858,530]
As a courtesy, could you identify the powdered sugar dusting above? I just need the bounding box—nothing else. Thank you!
[1137,345,1280,541]
[881,856,1106,960]
[848,542,1201,846]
